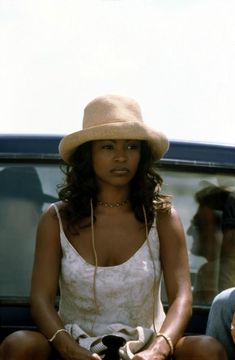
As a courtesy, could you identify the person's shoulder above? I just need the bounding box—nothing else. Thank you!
[156,206,184,233]
[39,201,65,222]
[156,207,185,247]
[157,206,179,223]
[37,202,64,244]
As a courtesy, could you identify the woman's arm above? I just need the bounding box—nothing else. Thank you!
[231,312,235,343]
[30,205,101,359]
[135,207,192,359]
[157,207,192,338]
[31,205,63,337]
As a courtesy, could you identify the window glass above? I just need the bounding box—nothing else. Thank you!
[0,164,63,298]
[159,168,235,305]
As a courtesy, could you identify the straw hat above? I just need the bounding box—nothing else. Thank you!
[0,166,57,205]
[59,94,169,164]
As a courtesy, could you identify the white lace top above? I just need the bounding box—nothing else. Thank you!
[53,204,165,351]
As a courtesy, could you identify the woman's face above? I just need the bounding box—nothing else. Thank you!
[91,139,141,188]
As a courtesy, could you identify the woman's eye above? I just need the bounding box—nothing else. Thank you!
[127,143,140,150]
[102,144,114,150]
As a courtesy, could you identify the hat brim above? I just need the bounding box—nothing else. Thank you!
[59,121,169,164]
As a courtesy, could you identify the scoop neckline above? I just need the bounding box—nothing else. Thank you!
[60,226,154,269]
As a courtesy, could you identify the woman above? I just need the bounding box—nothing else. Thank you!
[0,95,226,359]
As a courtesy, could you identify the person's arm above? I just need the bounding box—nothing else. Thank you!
[134,207,192,359]
[231,312,235,343]
[219,193,235,290]
[30,205,101,360]
[219,228,235,291]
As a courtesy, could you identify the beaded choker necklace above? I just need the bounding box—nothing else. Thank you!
[97,199,129,208]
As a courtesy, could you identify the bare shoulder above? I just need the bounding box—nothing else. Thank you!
[37,201,64,237]
[157,207,182,228]
[156,206,186,247]
[39,201,63,221]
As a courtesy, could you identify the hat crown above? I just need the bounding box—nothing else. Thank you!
[59,94,169,164]
[83,95,143,129]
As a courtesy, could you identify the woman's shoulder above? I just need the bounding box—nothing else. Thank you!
[156,206,184,233]
[38,201,65,224]
[43,200,66,214]
[156,206,179,222]
[35,202,65,245]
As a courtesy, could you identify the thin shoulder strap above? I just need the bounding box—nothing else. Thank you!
[51,203,63,232]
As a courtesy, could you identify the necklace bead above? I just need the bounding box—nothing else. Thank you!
[97,200,129,208]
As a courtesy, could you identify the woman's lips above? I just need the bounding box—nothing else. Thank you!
[110,167,129,175]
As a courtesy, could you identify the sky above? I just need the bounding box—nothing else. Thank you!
[0,0,235,145]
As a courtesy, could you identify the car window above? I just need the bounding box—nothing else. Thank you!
[159,167,235,305]
[0,164,62,298]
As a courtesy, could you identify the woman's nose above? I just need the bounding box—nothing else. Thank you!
[114,149,127,162]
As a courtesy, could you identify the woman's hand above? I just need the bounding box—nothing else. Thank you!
[60,345,102,360]
[132,348,168,360]
[54,334,102,360]
[132,336,171,360]
[231,312,235,343]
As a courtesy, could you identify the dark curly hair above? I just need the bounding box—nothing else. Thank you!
[58,140,171,233]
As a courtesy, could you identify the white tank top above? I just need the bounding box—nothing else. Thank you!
[53,204,165,350]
